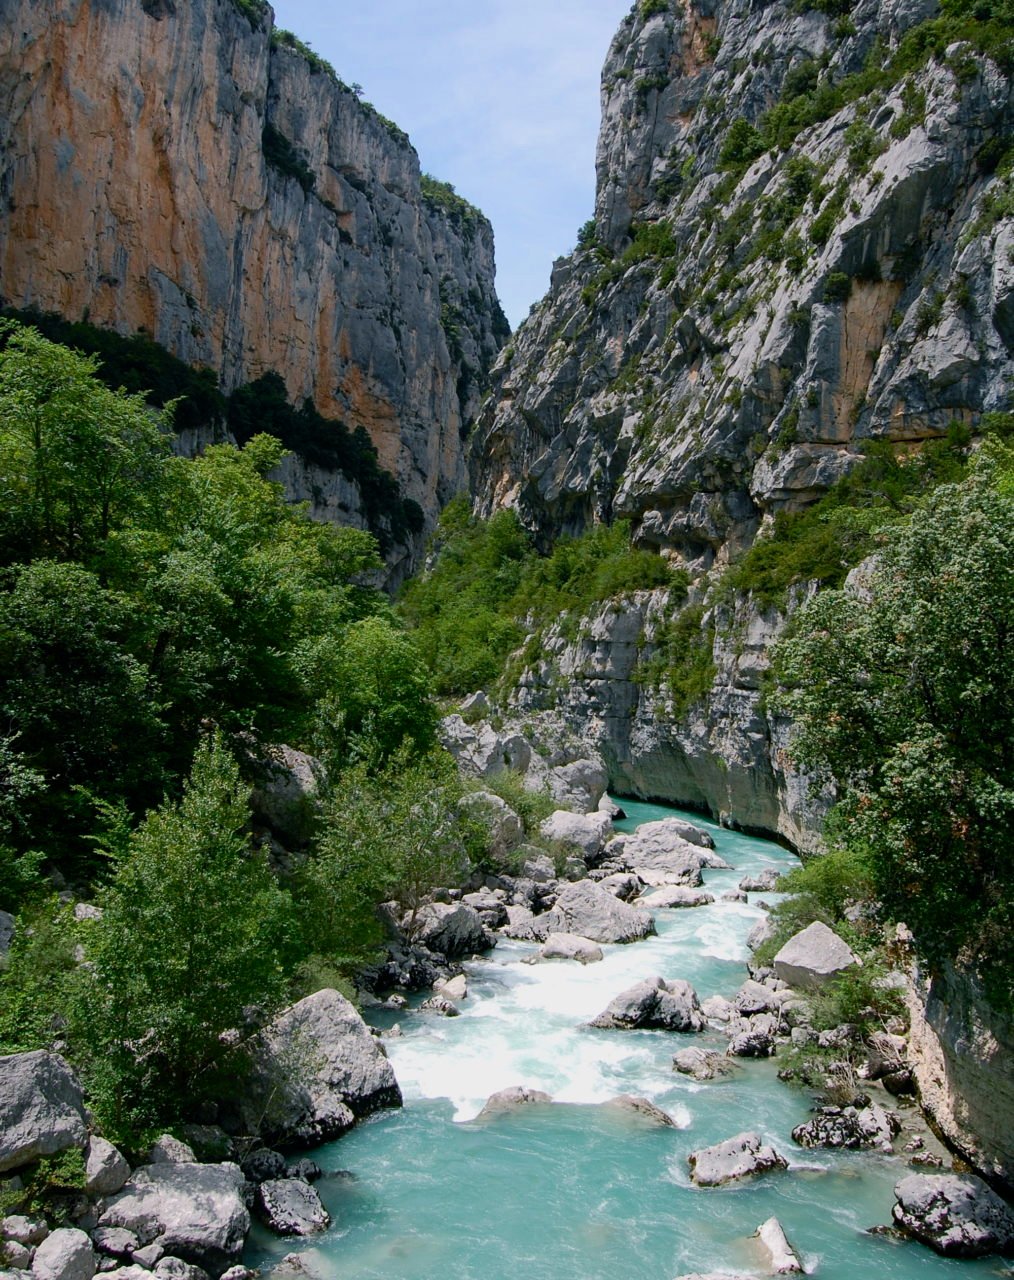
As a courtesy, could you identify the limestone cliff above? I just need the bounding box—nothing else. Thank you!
[468,0,1012,840]
[0,0,508,544]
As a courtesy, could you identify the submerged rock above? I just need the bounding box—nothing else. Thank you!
[600,1095,676,1127]
[590,977,704,1032]
[476,1087,553,1119]
[687,1132,788,1187]
[892,1174,1014,1257]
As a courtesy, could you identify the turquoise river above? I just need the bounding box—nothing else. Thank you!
[248,800,1013,1280]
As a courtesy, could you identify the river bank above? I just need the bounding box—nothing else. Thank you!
[247,801,1012,1280]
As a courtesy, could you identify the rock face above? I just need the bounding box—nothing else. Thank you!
[99,1164,249,1276]
[543,880,655,944]
[240,988,402,1149]
[905,959,1014,1189]
[0,0,507,545]
[892,1174,1014,1258]
[773,922,859,990]
[0,1052,87,1174]
[590,977,704,1032]
[466,0,1013,845]
[687,1132,788,1187]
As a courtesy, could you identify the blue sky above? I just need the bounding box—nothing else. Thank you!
[268,0,632,329]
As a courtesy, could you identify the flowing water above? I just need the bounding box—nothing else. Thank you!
[248,800,1011,1280]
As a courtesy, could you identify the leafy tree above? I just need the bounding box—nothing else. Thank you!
[74,737,296,1140]
[0,321,171,564]
[296,749,482,970]
[775,462,1014,1006]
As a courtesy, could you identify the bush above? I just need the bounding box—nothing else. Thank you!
[719,119,766,172]
[775,462,1014,1008]
[823,271,853,302]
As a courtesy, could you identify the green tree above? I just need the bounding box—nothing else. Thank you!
[0,321,171,564]
[74,737,296,1139]
[296,749,482,971]
[775,462,1014,1006]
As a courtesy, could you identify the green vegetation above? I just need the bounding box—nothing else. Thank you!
[639,0,669,17]
[720,433,974,609]
[774,446,1014,1010]
[270,28,338,79]
[421,175,486,233]
[262,122,315,192]
[227,372,424,550]
[822,271,852,302]
[1,306,224,432]
[399,498,676,695]
[227,0,269,27]
[638,603,715,716]
[0,319,508,1145]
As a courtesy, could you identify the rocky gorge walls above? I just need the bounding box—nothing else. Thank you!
[467,0,1013,842]
[0,0,508,554]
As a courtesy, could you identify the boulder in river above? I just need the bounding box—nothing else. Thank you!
[0,1051,87,1174]
[600,1095,676,1128]
[596,873,643,901]
[240,988,402,1149]
[739,869,780,893]
[255,1180,330,1236]
[672,1048,736,1081]
[687,1131,788,1186]
[539,933,603,964]
[477,1087,553,1119]
[411,902,493,959]
[773,921,859,990]
[754,1216,803,1273]
[98,1164,249,1276]
[891,1174,1014,1257]
[727,1030,776,1058]
[793,1103,900,1154]
[590,977,704,1032]
[638,887,715,910]
[542,881,654,945]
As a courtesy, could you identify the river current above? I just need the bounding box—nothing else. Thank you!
[249,800,1011,1280]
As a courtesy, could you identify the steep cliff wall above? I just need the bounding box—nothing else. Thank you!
[0,0,508,536]
[906,959,1014,1190]
[469,0,1012,839]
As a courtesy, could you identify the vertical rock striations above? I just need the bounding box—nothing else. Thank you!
[0,0,508,546]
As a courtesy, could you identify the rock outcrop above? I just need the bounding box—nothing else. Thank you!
[0,0,508,551]
[542,879,654,944]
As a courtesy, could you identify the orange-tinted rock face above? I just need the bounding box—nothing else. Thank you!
[0,0,507,525]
